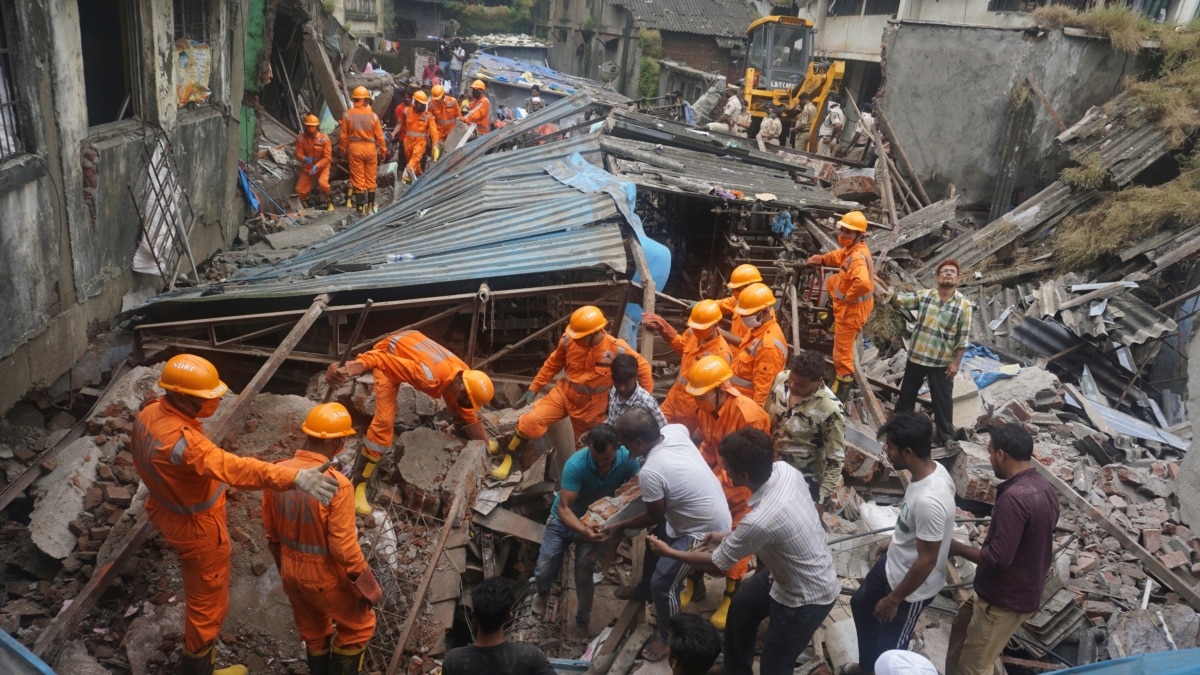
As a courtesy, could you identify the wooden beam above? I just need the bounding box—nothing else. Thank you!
[301,22,347,119]
[1025,75,1066,133]
[876,110,932,206]
[472,506,547,543]
[853,342,888,428]
[586,599,646,675]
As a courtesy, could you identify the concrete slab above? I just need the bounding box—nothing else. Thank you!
[53,640,110,675]
[263,223,336,250]
[29,437,102,559]
[951,371,982,430]
[978,366,1061,412]
[123,602,186,675]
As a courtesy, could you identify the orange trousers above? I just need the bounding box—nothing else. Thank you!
[364,374,401,461]
[347,142,379,191]
[832,319,864,377]
[152,506,232,652]
[516,383,606,446]
[716,467,751,581]
[659,385,700,433]
[403,137,427,177]
[281,572,376,651]
[295,167,330,200]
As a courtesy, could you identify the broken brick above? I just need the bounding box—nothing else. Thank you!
[1159,550,1190,570]
[252,560,270,576]
[104,486,133,507]
[83,487,104,511]
[1142,528,1163,554]
[113,451,134,467]
[1117,466,1145,486]
[230,527,251,543]
[1108,494,1127,509]
[106,508,125,526]
[1075,553,1098,574]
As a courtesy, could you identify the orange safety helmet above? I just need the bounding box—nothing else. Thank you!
[837,210,868,233]
[431,84,445,100]
[303,114,320,127]
[412,90,429,105]
[301,402,356,438]
[687,299,723,330]
[726,263,763,290]
[471,79,487,91]
[734,283,776,315]
[461,370,495,409]
[159,354,229,399]
[684,354,733,396]
[565,306,607,339]
[351,86,370,100]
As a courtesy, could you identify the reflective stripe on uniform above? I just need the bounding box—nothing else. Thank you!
[362,437,390,455]
[772,338,789,359]
[406,130,428,137]
[169,437,188,465]
[730,375,753,389]
[154,482,227,515]
[132,419,226,515]
[569,381,609,395]
[278,534,329,556]
[833,252,874,304]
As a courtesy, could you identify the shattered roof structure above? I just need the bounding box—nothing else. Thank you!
[609,0,757,38]
[464,53,630,103]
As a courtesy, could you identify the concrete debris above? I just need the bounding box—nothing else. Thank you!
[29,437,102,559]
[53,639,111,675]
[263,223,337,250]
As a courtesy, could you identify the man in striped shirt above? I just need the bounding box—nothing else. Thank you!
[648,428,839,675]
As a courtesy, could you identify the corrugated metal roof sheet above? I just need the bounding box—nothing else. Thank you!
[463,53,630,105]
[1025,275,1176,348]
[609,0,756,38]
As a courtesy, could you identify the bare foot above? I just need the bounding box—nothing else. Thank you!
[641,638,669,662]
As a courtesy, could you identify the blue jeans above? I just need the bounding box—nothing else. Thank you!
[534,517,600,626]
[635,525,694,641]
[448,69,462,95]
[724,570,835,675]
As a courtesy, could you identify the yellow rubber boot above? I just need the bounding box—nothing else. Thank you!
[354,457,378,516]
[181,645,248,675]
[345,188,354,208]
[487,439,501,455]
[326,199,334,212]
[833,374,855,404]
[490,453,514,480]
[680,578,696,609]
[710,579,738,630]
[215,666,249,675]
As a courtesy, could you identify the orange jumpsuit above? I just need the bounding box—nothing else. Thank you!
[659,329,733,433]
[730,317,788,407]
[696,390,771,580]
[431,95,462,143]
[132,399,299,652]
[517,332,653,444]
[816,242,875,377]
[464,95,491,135]
[717,295,749,342]
[339,103,387,192]
[400,107,439,178]
[294,130,332,201]
[356,330,477,460]
[262,450,376,651]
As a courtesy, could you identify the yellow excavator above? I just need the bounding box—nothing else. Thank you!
[742,15,845,152]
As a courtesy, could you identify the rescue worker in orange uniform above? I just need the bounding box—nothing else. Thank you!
[263,403,379,675]
[684,355,772,630]
[132,355,339,675]
[325,330,496,515]
[429,84,461,147]
[729,283,789,407]
[717,263,763,347]
[464,79,491,136]
[641,300,733,433]
[295,114,333,211]
[340,86,387,215]
[498,306,653,481]
[399,90,440,184]
[806,211,874,401]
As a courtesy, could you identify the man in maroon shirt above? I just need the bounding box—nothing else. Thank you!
[946,423,1059,675]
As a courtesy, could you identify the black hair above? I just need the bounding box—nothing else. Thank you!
[878,412,933,460]
[611,353,639,384]
[989,422,1033,461]
[787,350,826,382]
[586,423,619,454]
[668,614,721,675]
[470,577,514,633]
[718,428,774,485]
[531,85,540,93]
[615,408,660,445]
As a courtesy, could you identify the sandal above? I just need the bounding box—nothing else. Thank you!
[641,638,669,662]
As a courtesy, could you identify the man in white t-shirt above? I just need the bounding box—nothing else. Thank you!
[605,408,732,662]
[846,413,955,675]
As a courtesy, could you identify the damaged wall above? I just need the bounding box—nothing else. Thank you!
[878,22,1148,208]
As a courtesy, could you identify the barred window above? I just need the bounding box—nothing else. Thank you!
[174,0,210,42]
[0,10,23,160]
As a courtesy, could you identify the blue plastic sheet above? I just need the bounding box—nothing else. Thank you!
[237,165,260,214]
[772,209,794,237]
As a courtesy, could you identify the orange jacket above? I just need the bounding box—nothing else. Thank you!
[667,329,733,392]
[401,106,439,146]
[132,399,298,523]
[357,330,477,424]
[717,296,749,340]
[531,332,653,398]
[464,95,491,134]
[730,318,788,406]
[431,96,461,139]
[295,131,332,173]
[818,241,875,328]
[339,103,386,156]
[262,450,367,584]
[696,388,772,469]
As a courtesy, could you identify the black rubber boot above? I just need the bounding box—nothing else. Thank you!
[329,645,366,675]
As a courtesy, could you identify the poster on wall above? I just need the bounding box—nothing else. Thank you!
[175,39,212,107]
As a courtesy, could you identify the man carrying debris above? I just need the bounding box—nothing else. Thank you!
[605,409,732,662]
[399,90,440,184]
[531,424,640,637]
[716,263,763,346]
[464,79,492,136]
[877,259,972,447]
[295,114,333,211]
[729,283,789,407]
[765,350,846,516]
[429,84,461,148]
[847,413,956,675]
[648,428,839,675]
[605,352,667,428]
[262,403,379,675]
[325,330,496,515]
[132,354,339,675]
[498,306,652,481]
[817,98,846,157]
[443,578,557,675]
[340,86,387,214]
[642,300,733,432]
[946,423,1059,675]
[806,210,874,402]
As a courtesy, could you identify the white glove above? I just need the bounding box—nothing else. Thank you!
[294,462,339,504]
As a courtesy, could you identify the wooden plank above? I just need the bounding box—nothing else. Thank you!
[301,22,347,119]
[853,342,887,428]
[1031,459,1200,609]
[472,506,546,543]
[1025,75,1067,133]
[586,599,646,675]
[876,110,932,206]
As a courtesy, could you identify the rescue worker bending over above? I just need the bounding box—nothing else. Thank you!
[263,403,379,675]
[499,306,652,481]
[295,114,333,211]
[806,210,874,401]
[400,90,440,184]
[132,355,339,675]
[429,84,461,149]
[642,300,733,433]
[464,79,491,136]
[326,330,496,515]
[716,263,763,347]
[730,283,789,407]
[340,86,387,215]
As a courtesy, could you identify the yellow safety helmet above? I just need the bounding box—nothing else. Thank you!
[726,263,763,290]
[158,354,229,399]
[684,355,733,396]
[303,114,320,127]
[837,210,868,233]
[351,86,370,100]
[565,306,607,339]
[687,299,723,330]
[301,402,356,438]
[471,79,487,91]
[431,84,445,100]
[412,90,429,105]
[734,283,776,315]
[460,370,495,409]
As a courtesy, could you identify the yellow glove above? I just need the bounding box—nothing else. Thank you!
[432,145,441,162]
